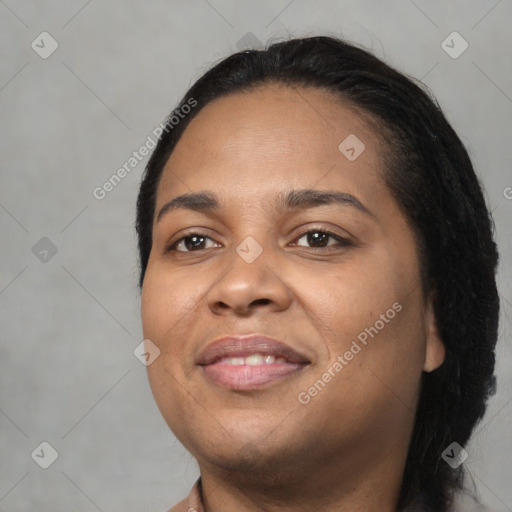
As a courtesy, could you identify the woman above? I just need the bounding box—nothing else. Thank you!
[135,36,499,512]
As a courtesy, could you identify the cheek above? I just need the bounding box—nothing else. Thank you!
[292,249,406,341]
[141,260,204,341]
[298,244,426,394]
[141,263,202,395]
[141,265,201,434]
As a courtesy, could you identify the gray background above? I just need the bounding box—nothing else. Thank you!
[0,0,511,510]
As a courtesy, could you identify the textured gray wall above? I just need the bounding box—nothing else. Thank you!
[1,1,511,510]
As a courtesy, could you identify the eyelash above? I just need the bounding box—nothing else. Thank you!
[166,228,352,253]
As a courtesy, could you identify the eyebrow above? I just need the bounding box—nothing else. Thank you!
[156,189,373,223]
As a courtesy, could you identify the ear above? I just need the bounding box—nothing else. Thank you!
[423,292,445,372]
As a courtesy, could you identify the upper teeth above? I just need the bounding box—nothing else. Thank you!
[220,354,287,365]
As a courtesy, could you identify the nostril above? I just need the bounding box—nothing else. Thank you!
[251,298,271,306]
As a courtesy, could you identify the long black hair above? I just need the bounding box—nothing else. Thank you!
[135,36,500,511]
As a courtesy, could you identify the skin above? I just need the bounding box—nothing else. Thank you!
[141,84,445,512]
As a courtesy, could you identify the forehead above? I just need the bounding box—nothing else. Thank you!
[156,84,386,209]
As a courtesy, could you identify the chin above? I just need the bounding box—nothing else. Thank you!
[178,420,315,483]
[194,439,311,484]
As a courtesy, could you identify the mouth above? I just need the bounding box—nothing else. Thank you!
[196,334,311,390]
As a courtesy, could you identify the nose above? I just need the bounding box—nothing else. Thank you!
[206,244,292,317]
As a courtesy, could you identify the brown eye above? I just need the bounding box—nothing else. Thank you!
[292,230,351,249]
[167,233,220,252]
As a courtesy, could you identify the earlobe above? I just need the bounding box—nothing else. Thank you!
[423,294,446,372]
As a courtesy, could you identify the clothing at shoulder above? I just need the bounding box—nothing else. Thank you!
[166,479,492,512]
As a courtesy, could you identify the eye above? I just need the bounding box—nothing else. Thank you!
[166,228,352,253]
[290,229,351,250]
[167,232,221,253]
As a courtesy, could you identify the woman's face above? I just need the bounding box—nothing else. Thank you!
[141,84,445,482]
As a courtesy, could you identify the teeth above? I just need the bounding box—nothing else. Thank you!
[225,357,245,365]
[220,354,283,366]
[246,354,265,366]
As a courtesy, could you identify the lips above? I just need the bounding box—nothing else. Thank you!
[196,334,310,390]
